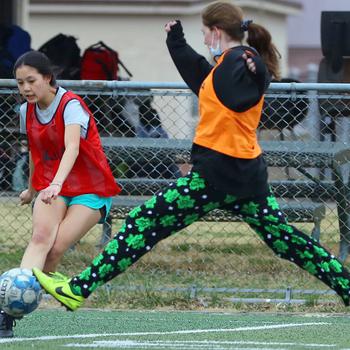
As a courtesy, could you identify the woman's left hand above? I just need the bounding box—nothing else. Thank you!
[40,183,62,204]
[165,20,178,33]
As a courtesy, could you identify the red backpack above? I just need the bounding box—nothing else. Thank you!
[80,41,119,80]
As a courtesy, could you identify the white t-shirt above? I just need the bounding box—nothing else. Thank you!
[19,86,89,138]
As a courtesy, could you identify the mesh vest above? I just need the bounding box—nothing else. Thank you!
[26,91,121,197]
[194,52,264,159]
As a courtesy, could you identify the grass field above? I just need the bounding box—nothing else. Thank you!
[1,200,349,309]
[1,309,350,349]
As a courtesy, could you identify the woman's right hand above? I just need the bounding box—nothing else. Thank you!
[242,52,257,74]
[19,188,35,205]
[165,20,178,33]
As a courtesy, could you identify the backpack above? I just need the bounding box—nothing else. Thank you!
[80,41,119,80]
[38,34,81,79]
[0,24,31,78]
[81,41,133,80]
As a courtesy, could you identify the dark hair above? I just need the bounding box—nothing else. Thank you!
[201,1,281,79]
[13,50,57,86]
[202,1,244,41]
[247,23,281,80]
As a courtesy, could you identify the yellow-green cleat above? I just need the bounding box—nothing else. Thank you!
[48,271,70,280]
[32,268,84,311]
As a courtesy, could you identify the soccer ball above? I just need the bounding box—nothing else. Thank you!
[0,268,43,318]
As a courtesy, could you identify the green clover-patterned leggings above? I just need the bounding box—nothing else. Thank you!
[70,171,350,305]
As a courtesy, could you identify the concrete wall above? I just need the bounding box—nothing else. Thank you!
[29,13,206,81]
[28,7,290,81]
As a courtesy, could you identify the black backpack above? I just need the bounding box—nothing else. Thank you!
[38,34,81,80]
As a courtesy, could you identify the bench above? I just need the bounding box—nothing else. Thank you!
[101,137,350,261]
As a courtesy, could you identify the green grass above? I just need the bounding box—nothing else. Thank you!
[1,309,350,349]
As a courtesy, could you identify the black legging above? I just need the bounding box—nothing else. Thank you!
[69,171,350,305]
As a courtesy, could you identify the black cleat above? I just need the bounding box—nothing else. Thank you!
[0,310,16,338]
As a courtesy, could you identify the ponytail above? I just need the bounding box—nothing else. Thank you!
[247,23,281,80]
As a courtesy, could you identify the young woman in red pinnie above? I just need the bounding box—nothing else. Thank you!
[0,51,120,338]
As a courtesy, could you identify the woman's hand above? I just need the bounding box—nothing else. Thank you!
[19,188,36,205]
[242,52,256,74]
[39,183,62,205]
[165,20,178,33]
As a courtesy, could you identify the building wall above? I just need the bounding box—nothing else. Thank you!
[27,3,295,81]
[29,13,206,81]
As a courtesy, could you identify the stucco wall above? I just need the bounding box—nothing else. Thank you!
[28,9,288,81]
[29,14,205,81]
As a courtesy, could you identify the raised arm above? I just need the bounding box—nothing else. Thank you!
[166,20,213,95]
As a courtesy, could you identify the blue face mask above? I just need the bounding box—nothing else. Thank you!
[209,33,222,57]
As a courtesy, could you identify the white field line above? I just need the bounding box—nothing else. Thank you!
[0,322,330,344]
[63,339,336,349]
[66,345,290,350]
[64,340,289,350]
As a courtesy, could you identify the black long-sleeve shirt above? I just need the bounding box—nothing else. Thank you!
[166,21,270,198]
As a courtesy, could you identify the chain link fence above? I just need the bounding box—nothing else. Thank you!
[1,80,350,304]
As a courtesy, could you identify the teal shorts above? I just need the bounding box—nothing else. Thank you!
[60,194,112,224]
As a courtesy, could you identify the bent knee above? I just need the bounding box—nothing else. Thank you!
[30,230,51,246]
[30,224,57,246]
